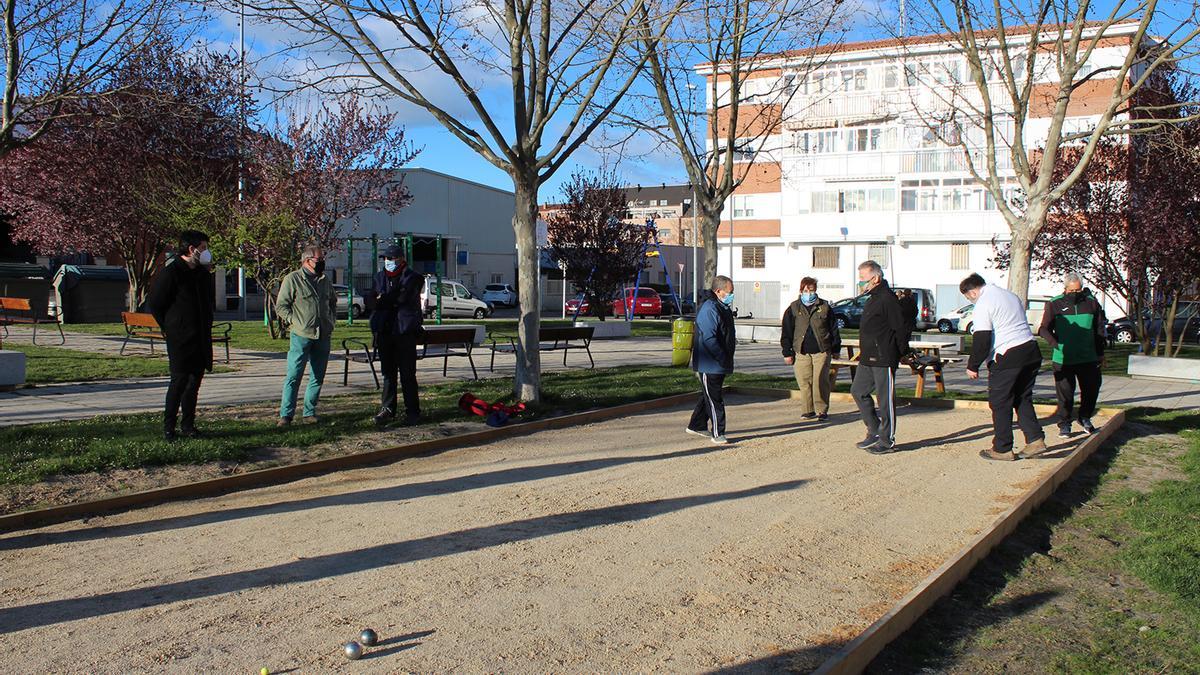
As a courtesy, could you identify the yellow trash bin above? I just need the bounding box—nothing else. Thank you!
[671,318,694,367]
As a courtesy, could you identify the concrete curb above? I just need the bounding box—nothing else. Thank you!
[0,391,699,534]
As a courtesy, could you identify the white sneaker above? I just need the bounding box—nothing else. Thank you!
[711,435,729,445]
[685,427,707,437]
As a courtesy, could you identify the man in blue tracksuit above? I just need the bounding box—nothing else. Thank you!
[686,275,737,444]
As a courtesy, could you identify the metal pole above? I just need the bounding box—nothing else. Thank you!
[691,188,698,304]
[435,234,443,325]
[236,3,247,322]
[370,233,378,273]
[346,238,354,326]
[728,213,734,279]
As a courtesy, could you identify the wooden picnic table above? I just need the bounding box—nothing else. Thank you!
[832,338,961,397]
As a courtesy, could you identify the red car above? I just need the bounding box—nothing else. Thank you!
[611,288,663,317]
[564,297,591,315]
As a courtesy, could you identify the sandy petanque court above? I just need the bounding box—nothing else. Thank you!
[0,394,1098,673]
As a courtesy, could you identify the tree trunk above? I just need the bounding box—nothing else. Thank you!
[512,171,542,402]
[700,209,721,290]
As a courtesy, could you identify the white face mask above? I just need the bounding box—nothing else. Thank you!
[196,249,212,266]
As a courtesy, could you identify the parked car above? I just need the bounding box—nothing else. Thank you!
[1107,301,1200,344]
[332,284,367,319]
[612,287,663,317]
[830,287,936,331]
[658,293,695,315]
[421,276,492,319]
[564,296,593,316]
[937,303,974,333]
[482,283,517,307]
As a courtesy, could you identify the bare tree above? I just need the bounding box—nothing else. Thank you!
[901,0,1200,302]
[232,0,685,401]
[622,0,846,286]
[1,0,177,159]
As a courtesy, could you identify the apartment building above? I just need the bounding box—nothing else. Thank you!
[699,23,1143,321]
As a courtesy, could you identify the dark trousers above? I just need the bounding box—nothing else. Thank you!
[378,332,420,416]
[987,341,1045,452]
[165,369,204,432]
[851,365,897,445]
[688,372,726,437]
[1053,362,1102,423]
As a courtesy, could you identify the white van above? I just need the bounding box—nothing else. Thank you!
[421,276,492,319]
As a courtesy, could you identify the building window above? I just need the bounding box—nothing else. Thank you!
[491,273,503,283]
[950,243,969,270]
[732,195,754,218]
[868,243,889,268]
[813,246,840,269]
[742,245,766,269]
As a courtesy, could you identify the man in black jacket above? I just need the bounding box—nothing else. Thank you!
[850,260,907,453]
[146,230,215,441]
[780,276,840,420]
[369,244,425,427]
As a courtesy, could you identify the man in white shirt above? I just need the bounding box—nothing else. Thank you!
[960,273,1048,461]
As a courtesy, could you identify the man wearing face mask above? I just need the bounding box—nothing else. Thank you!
[851,260,907,454]
[1038,272,1106,437]
[781,276,840,420]
[686,275,737,444]
[146,229,215,441]
[274,244,337,426]
[369,244,425,427]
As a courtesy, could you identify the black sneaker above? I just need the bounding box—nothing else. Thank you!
[867,441,896,455]
[855,435,879,450]
[374,408,394,428]
[1080,418,1097,434]
[800,412,817,420]
[817,413,829,421]
[164,429,177,441]
[1057,422,1072,438]
[403,411,422,426]
[179,427,200,439]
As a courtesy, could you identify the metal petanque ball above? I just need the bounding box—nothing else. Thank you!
[360,628,379,647]
[343,640,364,660]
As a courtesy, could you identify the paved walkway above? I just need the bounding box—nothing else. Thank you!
[1,328,1197,426]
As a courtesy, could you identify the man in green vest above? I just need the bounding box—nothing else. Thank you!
[780,276,841,420]
[1038,272,1107,437]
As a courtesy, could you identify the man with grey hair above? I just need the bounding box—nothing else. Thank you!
[275,244,337,426]
[851,260,908,453]
[686,275,737,444]
[1038,271,1107,436]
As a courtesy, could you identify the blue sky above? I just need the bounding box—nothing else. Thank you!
[200,0,1161,200]
[197,2,894,199]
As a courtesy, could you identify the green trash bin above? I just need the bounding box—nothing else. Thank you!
[671,318,694,367]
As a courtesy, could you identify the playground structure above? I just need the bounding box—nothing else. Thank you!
[343,233,450,326]
[568,217,684,323]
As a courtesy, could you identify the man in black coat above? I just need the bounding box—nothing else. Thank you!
[146,230,215,440]
[369,244,425,427]
[850,260,908,454]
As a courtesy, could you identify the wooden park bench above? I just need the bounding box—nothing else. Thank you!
[119,312,232,363]
[342,326,480,388]
[0,296,64,345]
[829,338,962,399]
[487,325,595,372]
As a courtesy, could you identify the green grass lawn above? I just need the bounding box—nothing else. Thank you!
[64,317,673,353]
[6,344,175,384]
[0,365,791,485]
[872,407,1200,672]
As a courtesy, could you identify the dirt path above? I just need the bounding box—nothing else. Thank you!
[0,396,1095,673]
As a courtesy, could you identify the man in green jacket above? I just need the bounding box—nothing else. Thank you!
[275,244,337,426]
[1038,272,1107,437]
